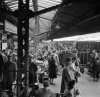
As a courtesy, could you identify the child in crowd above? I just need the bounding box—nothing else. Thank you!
[36,80,52,97]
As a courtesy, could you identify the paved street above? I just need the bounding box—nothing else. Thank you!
[42,68,100,97]
[77,69,100,97]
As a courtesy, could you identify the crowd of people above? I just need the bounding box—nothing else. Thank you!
[0,47,100,97]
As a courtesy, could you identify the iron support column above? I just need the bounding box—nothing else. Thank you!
[17,0,29,97]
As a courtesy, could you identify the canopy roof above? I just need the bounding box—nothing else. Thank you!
[48,0,100,39]
[1,0,100,40]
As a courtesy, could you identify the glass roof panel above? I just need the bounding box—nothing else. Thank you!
[4,0,61,11]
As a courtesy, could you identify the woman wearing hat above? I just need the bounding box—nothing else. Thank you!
[60,57,75,95]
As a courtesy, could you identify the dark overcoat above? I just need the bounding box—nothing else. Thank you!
[3,60,17,87]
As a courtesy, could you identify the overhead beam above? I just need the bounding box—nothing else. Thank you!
[28,3,69,19]
[39,16,52,21]
[0,0,72,19]
[1,0,100,19]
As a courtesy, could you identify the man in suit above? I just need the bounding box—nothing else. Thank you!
[2,54,17,92]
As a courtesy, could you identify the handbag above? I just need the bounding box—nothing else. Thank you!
[74,86,81,97]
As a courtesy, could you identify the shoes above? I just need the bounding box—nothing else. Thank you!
[96,78,99,81]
